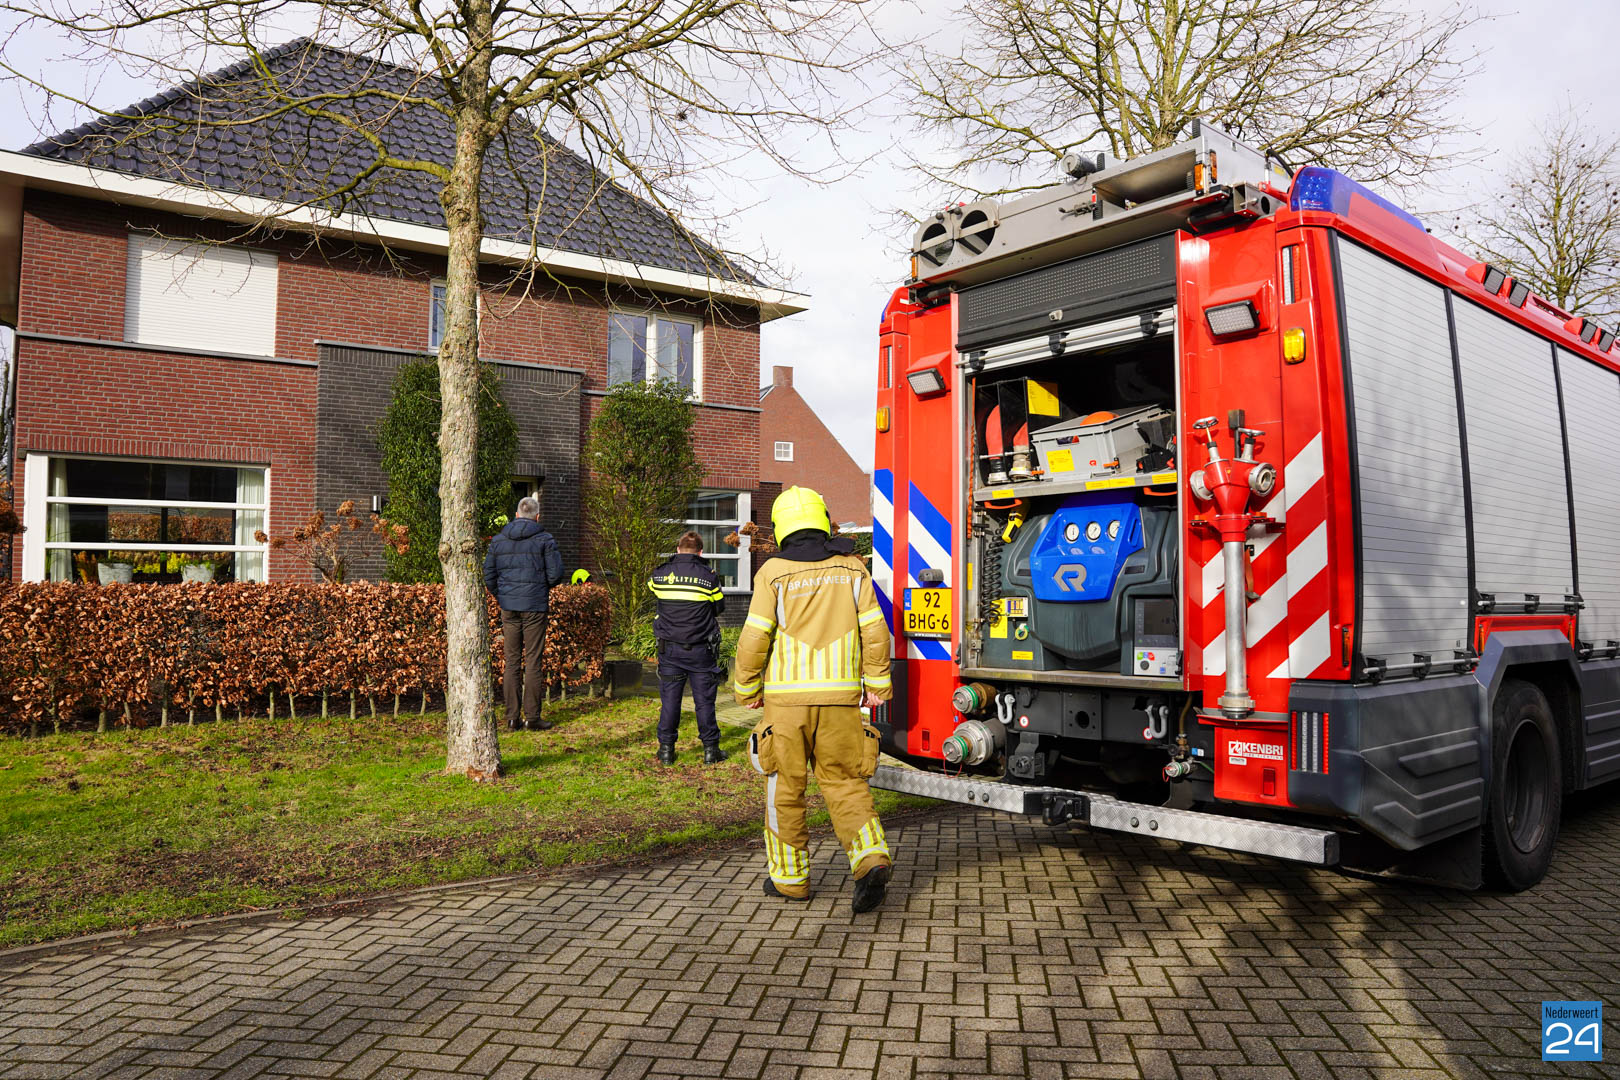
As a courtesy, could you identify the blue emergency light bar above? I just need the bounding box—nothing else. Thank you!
[1289,167,1425,233]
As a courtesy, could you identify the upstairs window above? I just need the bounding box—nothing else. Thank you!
[429,280,479,351]
[608,311,701,396]
[125,235,278,356]
[775,441,794,461]
[430,281,447,350]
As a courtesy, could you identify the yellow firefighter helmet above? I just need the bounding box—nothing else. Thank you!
[772,486,831,539]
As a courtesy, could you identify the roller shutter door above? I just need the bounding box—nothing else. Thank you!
[1453,299,1573,603]
[1337,239,1469,661]
[1558,350,1620,641]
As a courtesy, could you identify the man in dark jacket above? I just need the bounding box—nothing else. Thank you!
[483,497,565,730]
[648,531,727,765]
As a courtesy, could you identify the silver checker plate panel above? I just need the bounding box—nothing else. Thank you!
[872,766,1339,865]
[871,765,1064,815]
[1087,795,1338,864]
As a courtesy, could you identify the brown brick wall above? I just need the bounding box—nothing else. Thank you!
[10,189,766,582]
[758,366,870,527]
[8,338,318,581]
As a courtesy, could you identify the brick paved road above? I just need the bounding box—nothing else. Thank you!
[2,789,1616,1080]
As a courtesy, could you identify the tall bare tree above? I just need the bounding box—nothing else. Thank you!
[904,0,1480,197]
[1454,109,1620,323]
[1,1,876,778]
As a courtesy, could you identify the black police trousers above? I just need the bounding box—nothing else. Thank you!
[657,641,722,747]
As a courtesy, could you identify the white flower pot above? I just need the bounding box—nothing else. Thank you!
[97,562,134,585]
[181,563,217,583]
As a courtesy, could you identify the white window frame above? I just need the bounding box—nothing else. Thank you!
[607,308,705,399]
[429,279,481,352]
[21,452,272,583]
[774,441,794,462]
[678,489,751,593]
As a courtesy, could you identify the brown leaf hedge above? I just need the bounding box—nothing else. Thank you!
[0,582,610,732]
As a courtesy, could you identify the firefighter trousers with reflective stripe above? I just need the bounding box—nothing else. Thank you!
[753,704,889,898]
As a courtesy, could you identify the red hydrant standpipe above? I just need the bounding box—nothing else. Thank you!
[1188,417,1277,718]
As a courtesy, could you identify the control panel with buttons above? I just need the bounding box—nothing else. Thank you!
[1133,648,1181,677]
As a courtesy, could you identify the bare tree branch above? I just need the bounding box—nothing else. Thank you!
[1451,107,1620,324]
[900,0,1483,200]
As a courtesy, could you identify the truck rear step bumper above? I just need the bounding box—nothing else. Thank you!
[872,764,1340,866]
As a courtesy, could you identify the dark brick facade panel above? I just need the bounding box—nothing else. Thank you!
[315,346,584,581]
[8,339,317,582]
[759,367,871,527]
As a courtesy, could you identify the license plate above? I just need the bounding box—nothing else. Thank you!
[903,588,952,639]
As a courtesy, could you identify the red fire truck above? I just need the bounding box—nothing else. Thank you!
[867,121,1620,890]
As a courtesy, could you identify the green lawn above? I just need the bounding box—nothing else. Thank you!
[0,697,932,948]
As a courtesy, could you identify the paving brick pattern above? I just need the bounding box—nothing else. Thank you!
[2,790,1617,1079]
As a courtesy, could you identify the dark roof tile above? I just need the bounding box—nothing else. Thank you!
[24,38,753,284]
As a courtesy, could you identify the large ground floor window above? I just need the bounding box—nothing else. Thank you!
[22,454,270,583]
[681,490,751,591]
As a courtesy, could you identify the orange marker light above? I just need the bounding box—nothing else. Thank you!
[876,406,891,433]
[1282,327,1307,364]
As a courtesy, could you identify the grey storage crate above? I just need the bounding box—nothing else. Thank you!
[1031,404,1172,479]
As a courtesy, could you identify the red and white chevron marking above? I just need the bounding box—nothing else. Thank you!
[1191,433,1336,690]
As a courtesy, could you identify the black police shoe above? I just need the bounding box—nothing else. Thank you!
[763,879,809,902]
[702,743,728,765]
[851,865,890,914]
[531,719,554,731]
[657,743,676,766]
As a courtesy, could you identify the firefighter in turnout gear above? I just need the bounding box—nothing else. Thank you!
[649,531,728,765]
[734,486,895,913]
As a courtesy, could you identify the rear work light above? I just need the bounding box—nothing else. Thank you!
[907,369,946,397]
[1205,301,1259,336]
[1507,279,1530,307]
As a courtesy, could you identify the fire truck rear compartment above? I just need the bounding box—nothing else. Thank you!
[972,333,1180,678]
[952,322,1194,796]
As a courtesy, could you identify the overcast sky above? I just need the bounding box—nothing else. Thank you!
[738,0,1620,470]
[4,0,1618,473]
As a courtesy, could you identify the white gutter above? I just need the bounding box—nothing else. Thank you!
[0,149,809,322]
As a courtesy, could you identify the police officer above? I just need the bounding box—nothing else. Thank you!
[649,530,728,766]
[733,487,894,914]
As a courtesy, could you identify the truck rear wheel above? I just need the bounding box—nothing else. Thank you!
[1482,678,1562,892]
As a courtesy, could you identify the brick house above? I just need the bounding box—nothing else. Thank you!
[759,365,870,530]
[0,40,804,594]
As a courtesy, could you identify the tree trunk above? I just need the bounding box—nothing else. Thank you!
[439,87,501,782]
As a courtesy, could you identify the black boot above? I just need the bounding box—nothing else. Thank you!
[851,865,890,915]
[531,719,554,731]
[763,879,809,903]
[507,717,525,731]
[657,743,676,766]
[702,743,728,765]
